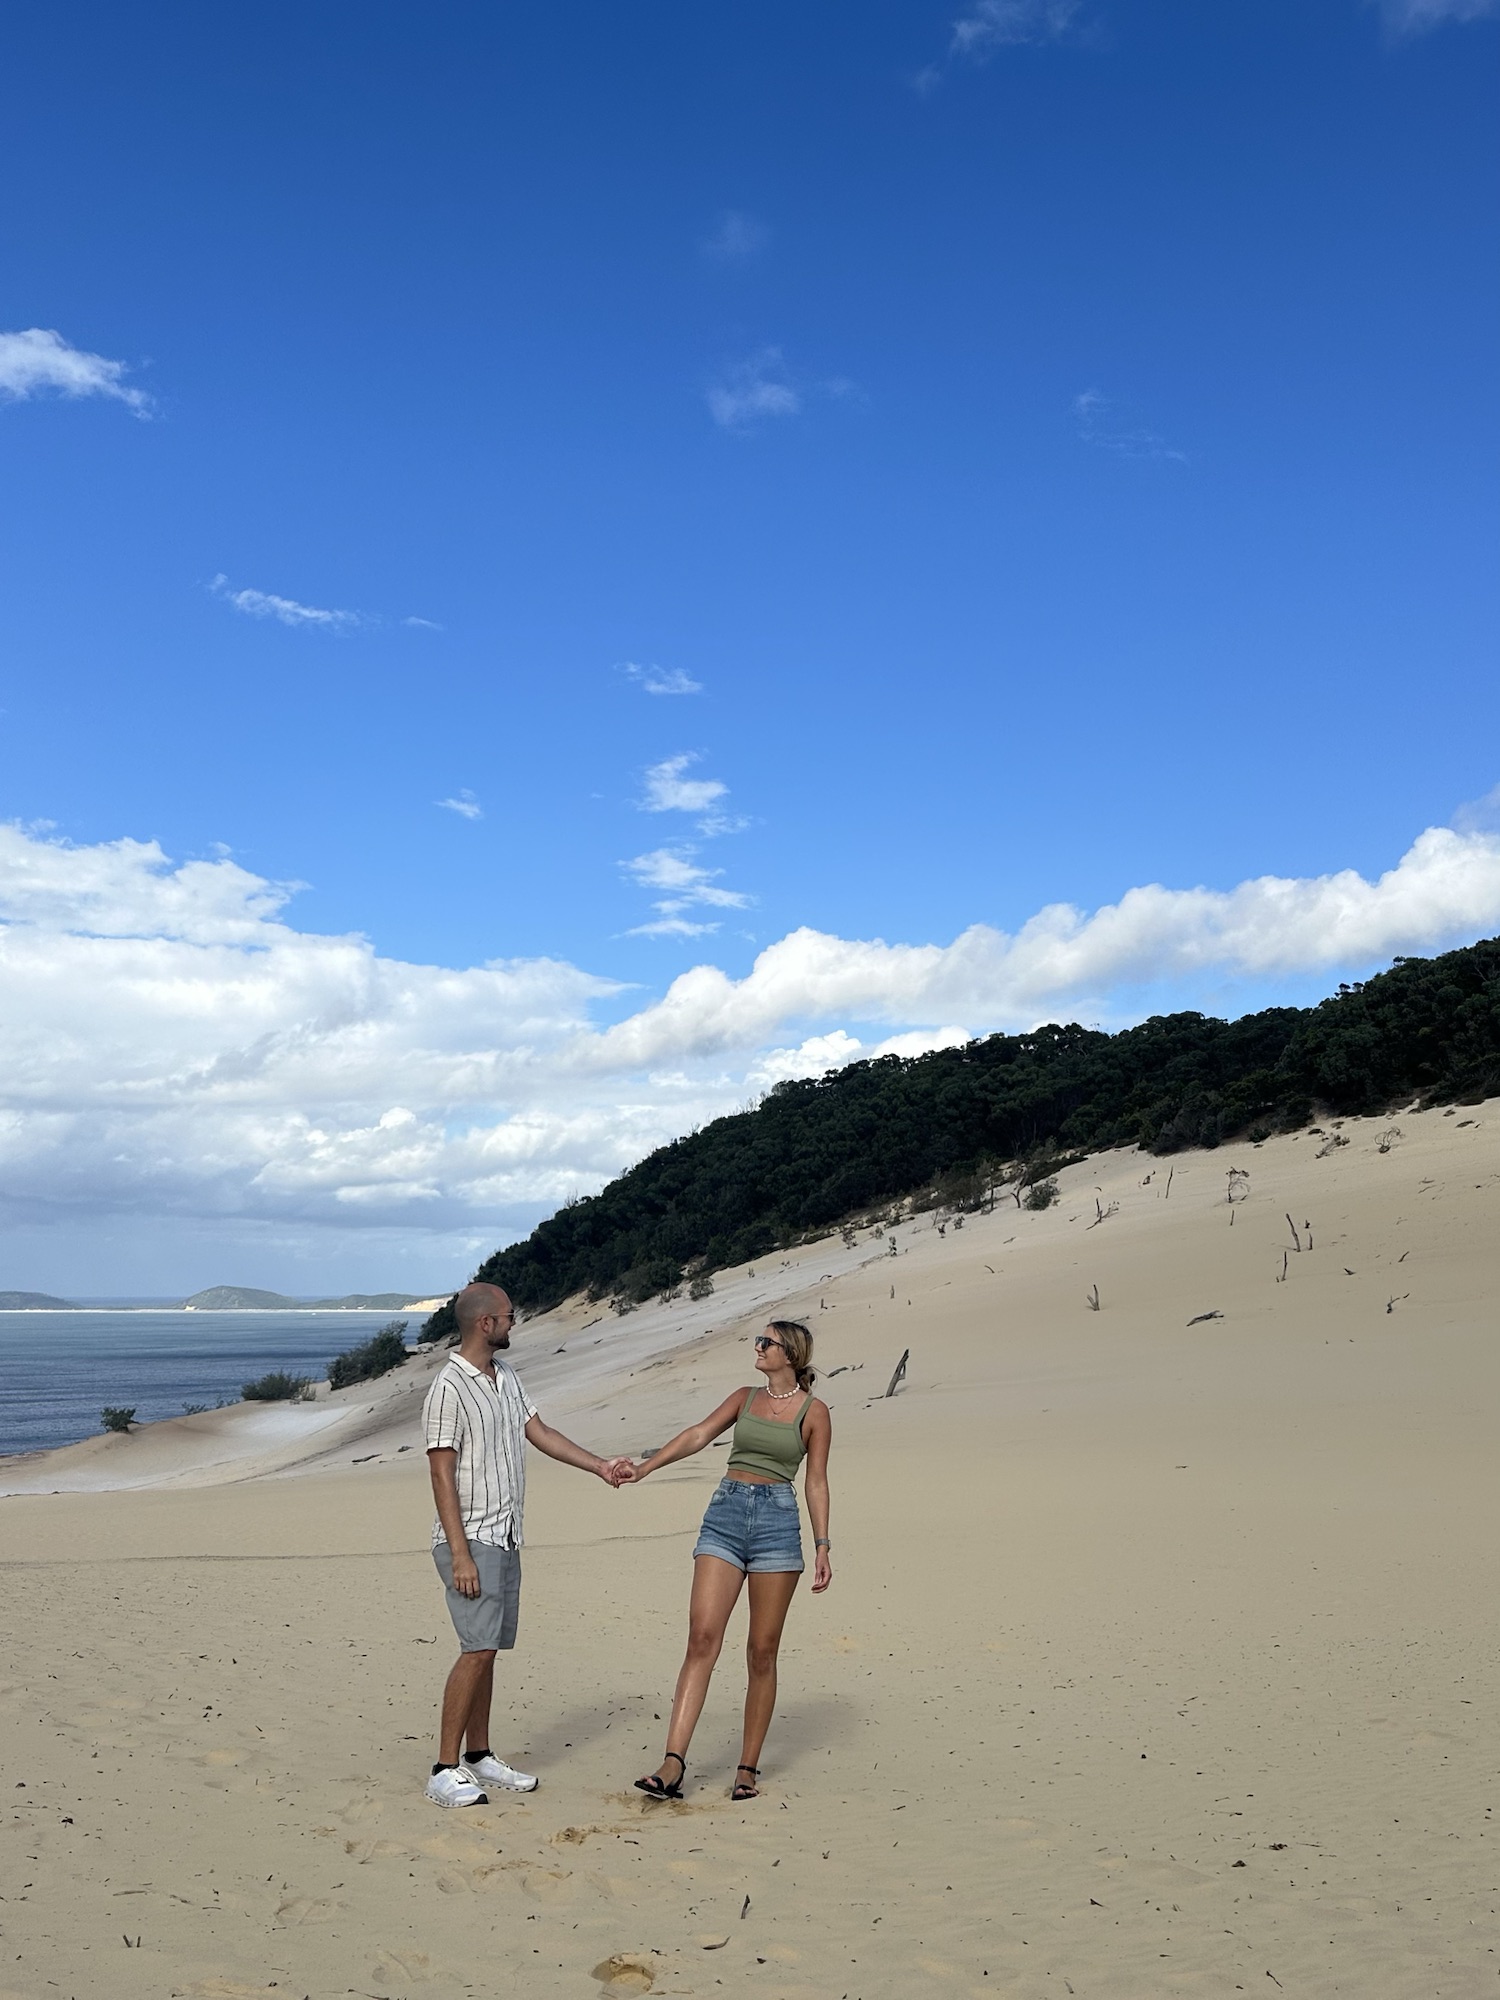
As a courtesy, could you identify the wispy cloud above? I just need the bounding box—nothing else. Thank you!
[210,574,364,630]
[0,327,151,414]
[640,754,728,816]
[622,662,703,697]
[1073,390,1187,463]
[437,791,483,821]
[622,846,752,935]
[916,0,1084,89]
[1373,0,1498,32]
[952,0,1082,55]
[403,615,444,632]
[706,349,857,433]
[707,349,802,431]
[702,210,770,263]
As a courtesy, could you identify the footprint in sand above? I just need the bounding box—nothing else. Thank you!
[176,1982,283,1998]
[371,1948,435,1984]
[273,1893,345,1924]
[522,1867,575,1902]
[591,1955,655,1992]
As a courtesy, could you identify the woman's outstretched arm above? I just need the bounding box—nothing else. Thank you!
[624,1389,744,1480]
[802,1400,833,1592]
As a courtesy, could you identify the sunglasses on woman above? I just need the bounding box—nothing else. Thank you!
[753,1335,786,1354]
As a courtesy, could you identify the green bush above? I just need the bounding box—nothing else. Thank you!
[688,1272,714,1300]
[1023,1178,1060,1211]
[100,1406,136,1432]
[418,1298,456,1344]
[242,1371,314,1402]
[327,1320,410,1392]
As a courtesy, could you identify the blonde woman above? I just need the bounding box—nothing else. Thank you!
[625,1319,832,1801]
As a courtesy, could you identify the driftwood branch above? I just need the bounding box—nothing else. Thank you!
[1186,1309,1223,1326]
[884,1349,910,1398]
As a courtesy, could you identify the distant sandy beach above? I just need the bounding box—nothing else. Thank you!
[2,1104,1497,1997]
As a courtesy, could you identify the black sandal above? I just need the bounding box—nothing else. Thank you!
[731,1764,760,1801]
[634,1751,685,1800]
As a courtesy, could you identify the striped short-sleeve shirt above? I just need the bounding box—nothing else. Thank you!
[422,1352,539,1549]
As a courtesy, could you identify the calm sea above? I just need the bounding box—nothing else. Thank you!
[0,1310,408,1457]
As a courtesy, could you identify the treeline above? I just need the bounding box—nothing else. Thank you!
[423,936,1500,1329]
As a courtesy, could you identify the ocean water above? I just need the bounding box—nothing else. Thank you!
[0,1310,409,1457]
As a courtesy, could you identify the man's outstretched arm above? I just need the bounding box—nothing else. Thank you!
[524,1413,631,1485]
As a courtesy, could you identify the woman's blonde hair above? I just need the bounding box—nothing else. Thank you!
[768,1319,816,1391]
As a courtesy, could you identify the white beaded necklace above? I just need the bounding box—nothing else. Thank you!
[761,1383,800,1401]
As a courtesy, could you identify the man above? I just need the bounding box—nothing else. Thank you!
[422,1281,630,1807]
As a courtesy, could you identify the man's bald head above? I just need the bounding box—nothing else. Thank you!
[454,1283,515,1349]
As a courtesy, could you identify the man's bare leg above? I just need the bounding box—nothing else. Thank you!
[439,1650,496,1766]
[462,1652,496,1754]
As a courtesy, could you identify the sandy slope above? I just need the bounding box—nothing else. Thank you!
[1,1104,1497,1999]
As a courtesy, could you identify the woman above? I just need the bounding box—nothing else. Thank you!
[626,1318,832,1801]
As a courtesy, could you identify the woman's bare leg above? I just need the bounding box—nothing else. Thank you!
[737,1569,801,1791]
[641,1556,745,1786]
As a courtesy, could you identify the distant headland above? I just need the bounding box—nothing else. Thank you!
[179,1286,439,1311]
[0,1286,444,1312]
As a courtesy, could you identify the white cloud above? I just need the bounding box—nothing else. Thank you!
[622,848,750,909]
[0,818,1495,1282]
[622,662,703,696]
[1073,389,1187,463]
[210,574,363,631]
[437,791,483,821]
[707,349,801,431]
[621,847,752,935]
[404,616,444,632]
[626,914,726,940]
[0,327,152,414]
[640,754,728,815]
[1374,0,1498,31]
[951,0,1081,57]
[702,210,770,263]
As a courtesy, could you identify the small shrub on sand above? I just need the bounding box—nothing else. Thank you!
[1023,1177,1060,1211]
[100,1406,136,1432]
[242,1371,314,1402]
[327,1321,410,1392]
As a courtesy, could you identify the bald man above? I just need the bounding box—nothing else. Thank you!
[421,1282,630,1807]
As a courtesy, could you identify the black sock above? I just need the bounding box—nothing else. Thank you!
[432,1761,459,1774]
[463,1748,491,1762]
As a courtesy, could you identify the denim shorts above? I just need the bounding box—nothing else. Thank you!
[693,1477,804,1574]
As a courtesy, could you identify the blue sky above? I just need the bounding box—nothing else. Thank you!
[1,0,1497,1293]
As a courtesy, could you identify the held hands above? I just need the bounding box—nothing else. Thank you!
[596,1456,638,1487]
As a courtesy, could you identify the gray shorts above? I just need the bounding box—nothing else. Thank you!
[433,1540,522,1652]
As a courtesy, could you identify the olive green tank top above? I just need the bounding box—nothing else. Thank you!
[726,1387,813,1483]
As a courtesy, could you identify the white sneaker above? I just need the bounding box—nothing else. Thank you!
[426,1764,487,1808]
[463,1751,538,1793]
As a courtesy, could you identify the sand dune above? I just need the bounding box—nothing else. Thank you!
[1,1103,1497,1997]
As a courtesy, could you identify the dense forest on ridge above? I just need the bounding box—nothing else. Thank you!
[422,936,1500,1332]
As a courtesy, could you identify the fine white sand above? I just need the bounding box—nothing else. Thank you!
[1,1103,1497,1998]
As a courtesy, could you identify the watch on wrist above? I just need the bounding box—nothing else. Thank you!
[815,1538,831,1549]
